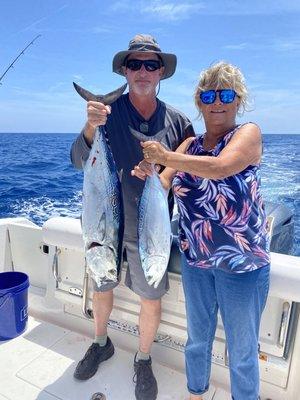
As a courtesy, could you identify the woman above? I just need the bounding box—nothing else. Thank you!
[132,61,270,400]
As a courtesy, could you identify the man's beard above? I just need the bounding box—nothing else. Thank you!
[131,81,156,97]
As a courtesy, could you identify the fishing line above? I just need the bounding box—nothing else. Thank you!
[0,34,41,85]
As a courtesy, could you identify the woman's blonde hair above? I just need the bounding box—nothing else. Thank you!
[194,61,249,118]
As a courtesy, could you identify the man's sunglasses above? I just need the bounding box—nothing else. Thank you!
[125,59,162,72]
[200,89,237,104]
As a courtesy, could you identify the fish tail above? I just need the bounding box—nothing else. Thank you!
[129,126,169,142]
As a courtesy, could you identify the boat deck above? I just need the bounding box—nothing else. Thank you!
[0,317,231,400]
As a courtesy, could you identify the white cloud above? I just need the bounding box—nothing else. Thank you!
[141,1,205,21]
[109,0,134,12]
[223,38,300,53]
[253,88,300,105]
[72,74,83,82]
[272,39,300,52]
[250,104,300,134]
[223,43,249,50]
[91,26,116,34]
[48,81,69,93]
[199,0,300,15]
[108,1,205,21]
[108,0,300,17]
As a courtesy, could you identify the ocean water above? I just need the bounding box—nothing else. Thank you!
[0,133,299,256]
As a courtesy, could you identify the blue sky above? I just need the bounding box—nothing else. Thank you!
[1,0,299,134]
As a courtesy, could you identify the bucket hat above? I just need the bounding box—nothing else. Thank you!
[112,34,177,80]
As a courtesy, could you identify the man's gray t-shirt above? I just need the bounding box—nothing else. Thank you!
[71,93,195,242]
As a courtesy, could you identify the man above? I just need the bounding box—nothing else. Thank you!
[70,34,195,400]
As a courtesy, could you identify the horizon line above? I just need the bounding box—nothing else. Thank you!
[0,131,300,136]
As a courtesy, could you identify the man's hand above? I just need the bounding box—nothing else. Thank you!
[84,101,111,145]
[131,159,160,180]
[87,101,111,128]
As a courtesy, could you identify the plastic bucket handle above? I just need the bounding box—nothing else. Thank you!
[0,292,12,309]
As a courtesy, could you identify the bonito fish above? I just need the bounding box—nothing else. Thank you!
[129,126,172,288]
[73,82,126,287]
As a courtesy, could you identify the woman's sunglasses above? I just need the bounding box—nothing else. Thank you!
[125,59,162,72]
[200,89,237,104]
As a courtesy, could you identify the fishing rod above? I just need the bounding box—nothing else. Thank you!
[0,34,41,85]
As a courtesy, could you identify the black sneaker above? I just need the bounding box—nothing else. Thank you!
[133,353,158,400]
[74,338,114,380]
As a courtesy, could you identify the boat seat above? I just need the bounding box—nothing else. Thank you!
[42,217,84,251]
[42,217,182,275]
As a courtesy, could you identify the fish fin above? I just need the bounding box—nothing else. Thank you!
[129,126,149,142]
[73,82,101,102]
[129,125,170,142]
[97,212,106,242]
[73,82,127,105]
[151,126,170,142]
[103,84,127,105]
[88,242,101,250]
[147,273,161,289]
[147,274,156,287]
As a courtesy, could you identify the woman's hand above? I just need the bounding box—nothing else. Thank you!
[142,141,169,165]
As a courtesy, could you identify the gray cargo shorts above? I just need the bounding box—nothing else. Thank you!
[92,239,169,299]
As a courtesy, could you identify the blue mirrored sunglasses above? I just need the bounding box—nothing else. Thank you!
[200,89,237,104]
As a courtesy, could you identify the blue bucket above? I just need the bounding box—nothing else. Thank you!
[0,271,29,341]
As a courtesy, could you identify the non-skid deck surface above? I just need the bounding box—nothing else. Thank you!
[0,318,230,400]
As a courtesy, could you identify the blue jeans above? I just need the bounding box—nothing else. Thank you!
[181,256,270,400]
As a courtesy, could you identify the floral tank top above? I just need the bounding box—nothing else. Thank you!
[172,124,270,273]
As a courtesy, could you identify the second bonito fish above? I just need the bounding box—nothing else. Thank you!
[130,126,172,288]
